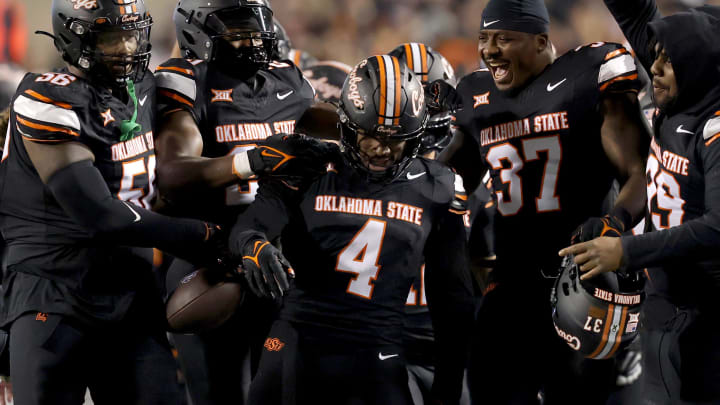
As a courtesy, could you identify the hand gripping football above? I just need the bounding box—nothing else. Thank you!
[166,267,244,333]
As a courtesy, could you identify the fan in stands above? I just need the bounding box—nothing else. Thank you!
[166,267,245,333]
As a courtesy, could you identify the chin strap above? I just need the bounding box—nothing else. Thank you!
[119,80,142,141]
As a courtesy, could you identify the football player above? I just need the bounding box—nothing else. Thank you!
[229,56,475,405]
[387,42,474,405]
[444,0,651,402]
[562,2,720,403]
[155,1,330,404]
[273,18,318,70]
[0,1,229,403]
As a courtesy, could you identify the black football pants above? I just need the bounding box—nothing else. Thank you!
[407,364,471,405]
[639,294,720,405]
[249,319,413,405]
[9,312,181,405]
[467,281,615,405]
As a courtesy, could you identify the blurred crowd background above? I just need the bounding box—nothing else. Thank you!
[1,0,719,105]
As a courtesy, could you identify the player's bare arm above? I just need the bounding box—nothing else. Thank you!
[600,91,650,224]
[156,109,243,198]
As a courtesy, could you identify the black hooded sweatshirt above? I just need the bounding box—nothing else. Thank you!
[605,1,720,310]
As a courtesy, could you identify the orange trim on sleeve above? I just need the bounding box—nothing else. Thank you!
[156,65,194,76]
[159,90,193,107]
[16,116,79,137]
[604,48,628,61]
[24,90,72,109]
[705,133,720,146]
[599,73,638,92]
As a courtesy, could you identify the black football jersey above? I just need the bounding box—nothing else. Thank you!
[624,110,720,302]
[155,59,314,223]
[454,43,641,276]
[240,158,468,346]
[0,69,158,321]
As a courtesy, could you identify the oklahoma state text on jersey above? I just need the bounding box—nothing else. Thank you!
[155,58,314,218]
[454,42,640,275]
[0,70,157,320]
[234,157,468,345]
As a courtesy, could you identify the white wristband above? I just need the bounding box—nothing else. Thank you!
[232,152,254,180]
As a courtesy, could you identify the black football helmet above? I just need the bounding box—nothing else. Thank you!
[174,0,276,71]
[338,55,428,182]
[551,256,645,359]
[272,18,291,60]
[302,61,351,104]
[50,0,152,87]
[389,43,457,155]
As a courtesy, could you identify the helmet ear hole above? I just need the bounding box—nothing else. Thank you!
[561,282,570,297]
[182,30,196,46]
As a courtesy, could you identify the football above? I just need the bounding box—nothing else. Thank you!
[166,267,244,334]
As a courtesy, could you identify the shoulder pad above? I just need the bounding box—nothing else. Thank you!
[155,58,201,110]
[12,73,86,143]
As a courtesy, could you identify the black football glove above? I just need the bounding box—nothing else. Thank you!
[239,238,294,299]
[571,215,625,244]
[425,79,463,115]
[247,133,340,178]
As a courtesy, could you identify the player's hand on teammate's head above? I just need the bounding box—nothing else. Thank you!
[248,133,341,179]
[571,215,624,244]
[425,79,462,115]
[558,236,624,281]
[238,237,294,299]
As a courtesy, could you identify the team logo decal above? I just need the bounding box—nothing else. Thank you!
[121,14,140,23]
[473,92,490,108]
[101,109,115,127]
[71,0,98,10]
[264,337,285,352]
[211,89,233,103]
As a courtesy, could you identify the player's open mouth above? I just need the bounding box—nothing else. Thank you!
[488,62,511,83]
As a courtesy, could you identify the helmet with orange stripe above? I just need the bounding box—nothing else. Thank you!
[389,43,457,156]
[550,256,645,359]
[174,0,276,75]
[50,0,152,88]
[338,55,428,182]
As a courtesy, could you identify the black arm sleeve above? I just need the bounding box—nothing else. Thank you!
[47,160,212,264]
[621,141,720,269]
[603,0,662,71]
[424,209,476,404]
[229,178,297,256]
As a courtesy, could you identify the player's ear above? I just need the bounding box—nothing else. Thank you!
[535,33,549,53]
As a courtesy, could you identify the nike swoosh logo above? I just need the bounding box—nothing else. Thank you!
[277,90,294,100]
[121,201,141,223]
[483,19,500,28]
[676,125,694,134]
[406,171,426,180]
[139,95,148,107]
[546,78,567,92]
[378,353,399,361]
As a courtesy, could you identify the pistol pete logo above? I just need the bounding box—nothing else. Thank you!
[71,0,99,10]
[264,337,285,352]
